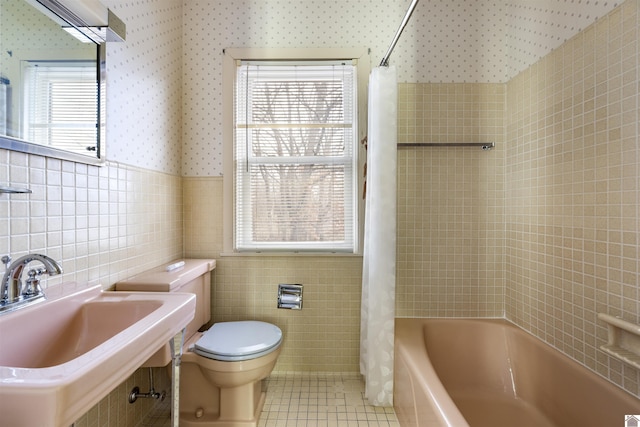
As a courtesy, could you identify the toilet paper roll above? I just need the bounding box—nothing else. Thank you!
[279,294,300,303]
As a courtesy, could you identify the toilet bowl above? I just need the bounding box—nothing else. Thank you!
[180,321,282,427]
[115,259,282,427]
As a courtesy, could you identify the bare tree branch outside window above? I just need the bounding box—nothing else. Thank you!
[235,64,356,251]
[251,80,346,242]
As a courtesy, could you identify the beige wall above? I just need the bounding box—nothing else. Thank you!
[396,83,506,318]
[181,82,507,372]
[505,0,640,396]
[184,177,363,372]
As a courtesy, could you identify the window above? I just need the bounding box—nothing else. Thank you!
[224,49,368,254]
[22,61,98,155]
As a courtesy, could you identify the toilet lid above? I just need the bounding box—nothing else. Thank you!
[194,321,282,361]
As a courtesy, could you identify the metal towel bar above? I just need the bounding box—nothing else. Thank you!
[397,142,494,150]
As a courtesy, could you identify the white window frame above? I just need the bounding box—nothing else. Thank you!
[222,48,370,255]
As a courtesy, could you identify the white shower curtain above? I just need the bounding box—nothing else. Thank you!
[360,65,397,407]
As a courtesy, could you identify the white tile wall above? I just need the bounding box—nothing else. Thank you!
[0,149,183,290]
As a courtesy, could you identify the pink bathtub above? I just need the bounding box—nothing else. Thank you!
[394,318,640,427]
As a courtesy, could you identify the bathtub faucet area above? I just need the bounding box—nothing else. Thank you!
[0,254,63,314]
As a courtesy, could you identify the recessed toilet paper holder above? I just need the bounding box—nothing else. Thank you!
[278,284,303,309]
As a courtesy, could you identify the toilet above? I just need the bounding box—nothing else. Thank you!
[115,259,282,427]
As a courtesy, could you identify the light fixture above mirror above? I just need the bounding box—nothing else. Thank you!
[27,0,126,43]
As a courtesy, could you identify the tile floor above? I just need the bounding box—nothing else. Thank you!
[260,372,399,427]
[138,372,400,427]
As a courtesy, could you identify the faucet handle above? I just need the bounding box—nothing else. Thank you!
[1,255,11,269]
[23,268,44,296]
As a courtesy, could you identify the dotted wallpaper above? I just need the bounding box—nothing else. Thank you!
[103,0,183,174]
[505,0,620,78]
[182,0,621,176]
[2,0,620,174]
[1,0,85,53]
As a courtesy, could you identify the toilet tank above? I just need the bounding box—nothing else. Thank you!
[115,259,215,367]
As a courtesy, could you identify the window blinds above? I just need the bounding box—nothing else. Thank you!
[235,63,358,252]
[23,61,98,155]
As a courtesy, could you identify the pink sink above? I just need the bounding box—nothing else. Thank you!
[0,283,195,427]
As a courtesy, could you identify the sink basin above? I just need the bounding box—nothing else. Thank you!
[0,283,196,427]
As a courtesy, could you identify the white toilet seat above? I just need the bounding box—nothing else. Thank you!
[194,321,282,361]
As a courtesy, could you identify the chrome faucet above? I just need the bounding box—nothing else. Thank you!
[0,254,63,309]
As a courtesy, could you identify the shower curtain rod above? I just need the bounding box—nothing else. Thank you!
[379,0,420,67]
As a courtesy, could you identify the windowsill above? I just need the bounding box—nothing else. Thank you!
[220,251,363,258]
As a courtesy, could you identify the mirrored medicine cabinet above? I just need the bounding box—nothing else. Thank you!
[0,0,125,165]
